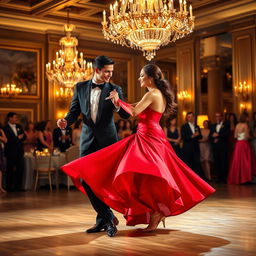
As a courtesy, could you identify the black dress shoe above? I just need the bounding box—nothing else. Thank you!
[86,223,107,233]
[105,221,117,237]
[113,216,119,226]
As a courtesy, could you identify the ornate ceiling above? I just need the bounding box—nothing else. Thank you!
[0,0,255,41]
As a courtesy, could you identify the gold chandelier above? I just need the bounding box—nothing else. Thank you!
[46,9,93,88]
[102,0,195,61]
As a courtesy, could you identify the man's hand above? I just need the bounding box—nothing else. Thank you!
[57,119,67,130]
[18,134,24,140]
[212,132,219,138]
[106,89,119,106]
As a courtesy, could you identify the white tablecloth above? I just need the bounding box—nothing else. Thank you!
[22,153,67,190]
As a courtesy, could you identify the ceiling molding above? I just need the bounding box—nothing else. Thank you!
[0,0,255,42]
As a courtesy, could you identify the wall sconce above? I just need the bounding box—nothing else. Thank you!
[234,81,250,100]
[178,90,192,101]
[178,90,192,103]
[0,83,22,97]
[55,87,73,108]
[239,103,251,112]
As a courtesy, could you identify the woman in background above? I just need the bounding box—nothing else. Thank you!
[164,116,182,159]
[35,121,53,151]
[228,112,256,184]
[121,120,133,138]
[115,119,126,139]
[0,124,7,193]
[24,121,37,152]
[199,120,212,181]
[250,112,256,158]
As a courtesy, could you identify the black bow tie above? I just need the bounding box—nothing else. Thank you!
[91,83,104,90]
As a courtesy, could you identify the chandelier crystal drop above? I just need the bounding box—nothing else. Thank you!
[46,9,93,88]
[102,0,195,61]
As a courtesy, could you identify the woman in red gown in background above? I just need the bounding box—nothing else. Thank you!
[61,64,215,231]
[228,112,256,184]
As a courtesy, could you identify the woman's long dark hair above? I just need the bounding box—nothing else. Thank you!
[143,64,177,115]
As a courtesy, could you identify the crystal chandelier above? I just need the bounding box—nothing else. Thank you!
[46,9,93,88]
[102,0,195,61]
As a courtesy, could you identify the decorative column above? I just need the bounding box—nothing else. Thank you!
[176,40,195,124]
[201,37,224,121]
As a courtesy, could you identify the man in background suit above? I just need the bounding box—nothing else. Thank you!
[4,112,26,191]
[53,126,72,152]
[57,56,130,237]
[210,112,230,183]
[181,112,204,178]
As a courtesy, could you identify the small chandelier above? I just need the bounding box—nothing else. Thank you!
[102,0,195,61]
[46,8,93,88]
[0,83,22,97]
[234,81,250,100]
[55,87,74,108]
[177,90,191,101]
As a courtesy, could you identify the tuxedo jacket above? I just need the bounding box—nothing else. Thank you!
[210,122,230,146]
[181,122,202,153]
[53,127,72,152]
[65,80,130,156]
[3,123,26,158]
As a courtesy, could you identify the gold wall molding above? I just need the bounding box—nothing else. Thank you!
[176,40,195,123]
[232,24,256,114]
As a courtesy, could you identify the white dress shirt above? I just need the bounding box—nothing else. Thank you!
[90,79,120,123]
[216,122,223,133]
[90,79,104,123]
[8,122,17,136]
[188,122,195,134]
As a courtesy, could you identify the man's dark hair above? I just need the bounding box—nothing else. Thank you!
[93,56,114,69]
[7,112,17,119]
[186,112,194,117]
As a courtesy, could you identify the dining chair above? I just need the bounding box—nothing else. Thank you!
[34,153,57,192]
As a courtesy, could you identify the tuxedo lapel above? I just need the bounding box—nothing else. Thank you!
[96,83,110,124]
[81,80,92,120]
[186,123,193,135]
[7,124,17,137]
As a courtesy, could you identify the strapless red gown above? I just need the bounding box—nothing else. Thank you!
[227,140,256,184]
[61,100,215,226]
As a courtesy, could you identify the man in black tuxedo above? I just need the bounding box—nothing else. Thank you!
[181,112,204,178]
[53,126,72,152]
[57,56,129,237]
[210,112,230,183]
[3,112,26,191]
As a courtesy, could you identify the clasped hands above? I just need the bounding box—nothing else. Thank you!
[106,89,119,106]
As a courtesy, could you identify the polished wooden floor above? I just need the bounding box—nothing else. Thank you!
[0,183,255,256]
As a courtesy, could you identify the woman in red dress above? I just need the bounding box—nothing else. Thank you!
[61,64,215,232]
[228,112,256,184]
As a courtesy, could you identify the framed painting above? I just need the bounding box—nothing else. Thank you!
[0,46,40,97]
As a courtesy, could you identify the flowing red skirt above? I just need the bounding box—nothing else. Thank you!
[62,113,215,226]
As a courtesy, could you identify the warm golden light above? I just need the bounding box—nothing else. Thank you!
[46,9,93,89]
[234,81,250,100]
[197,115,209,128]
[0,83,22,97]
[177,90,192,101]
[102,0,195,61]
